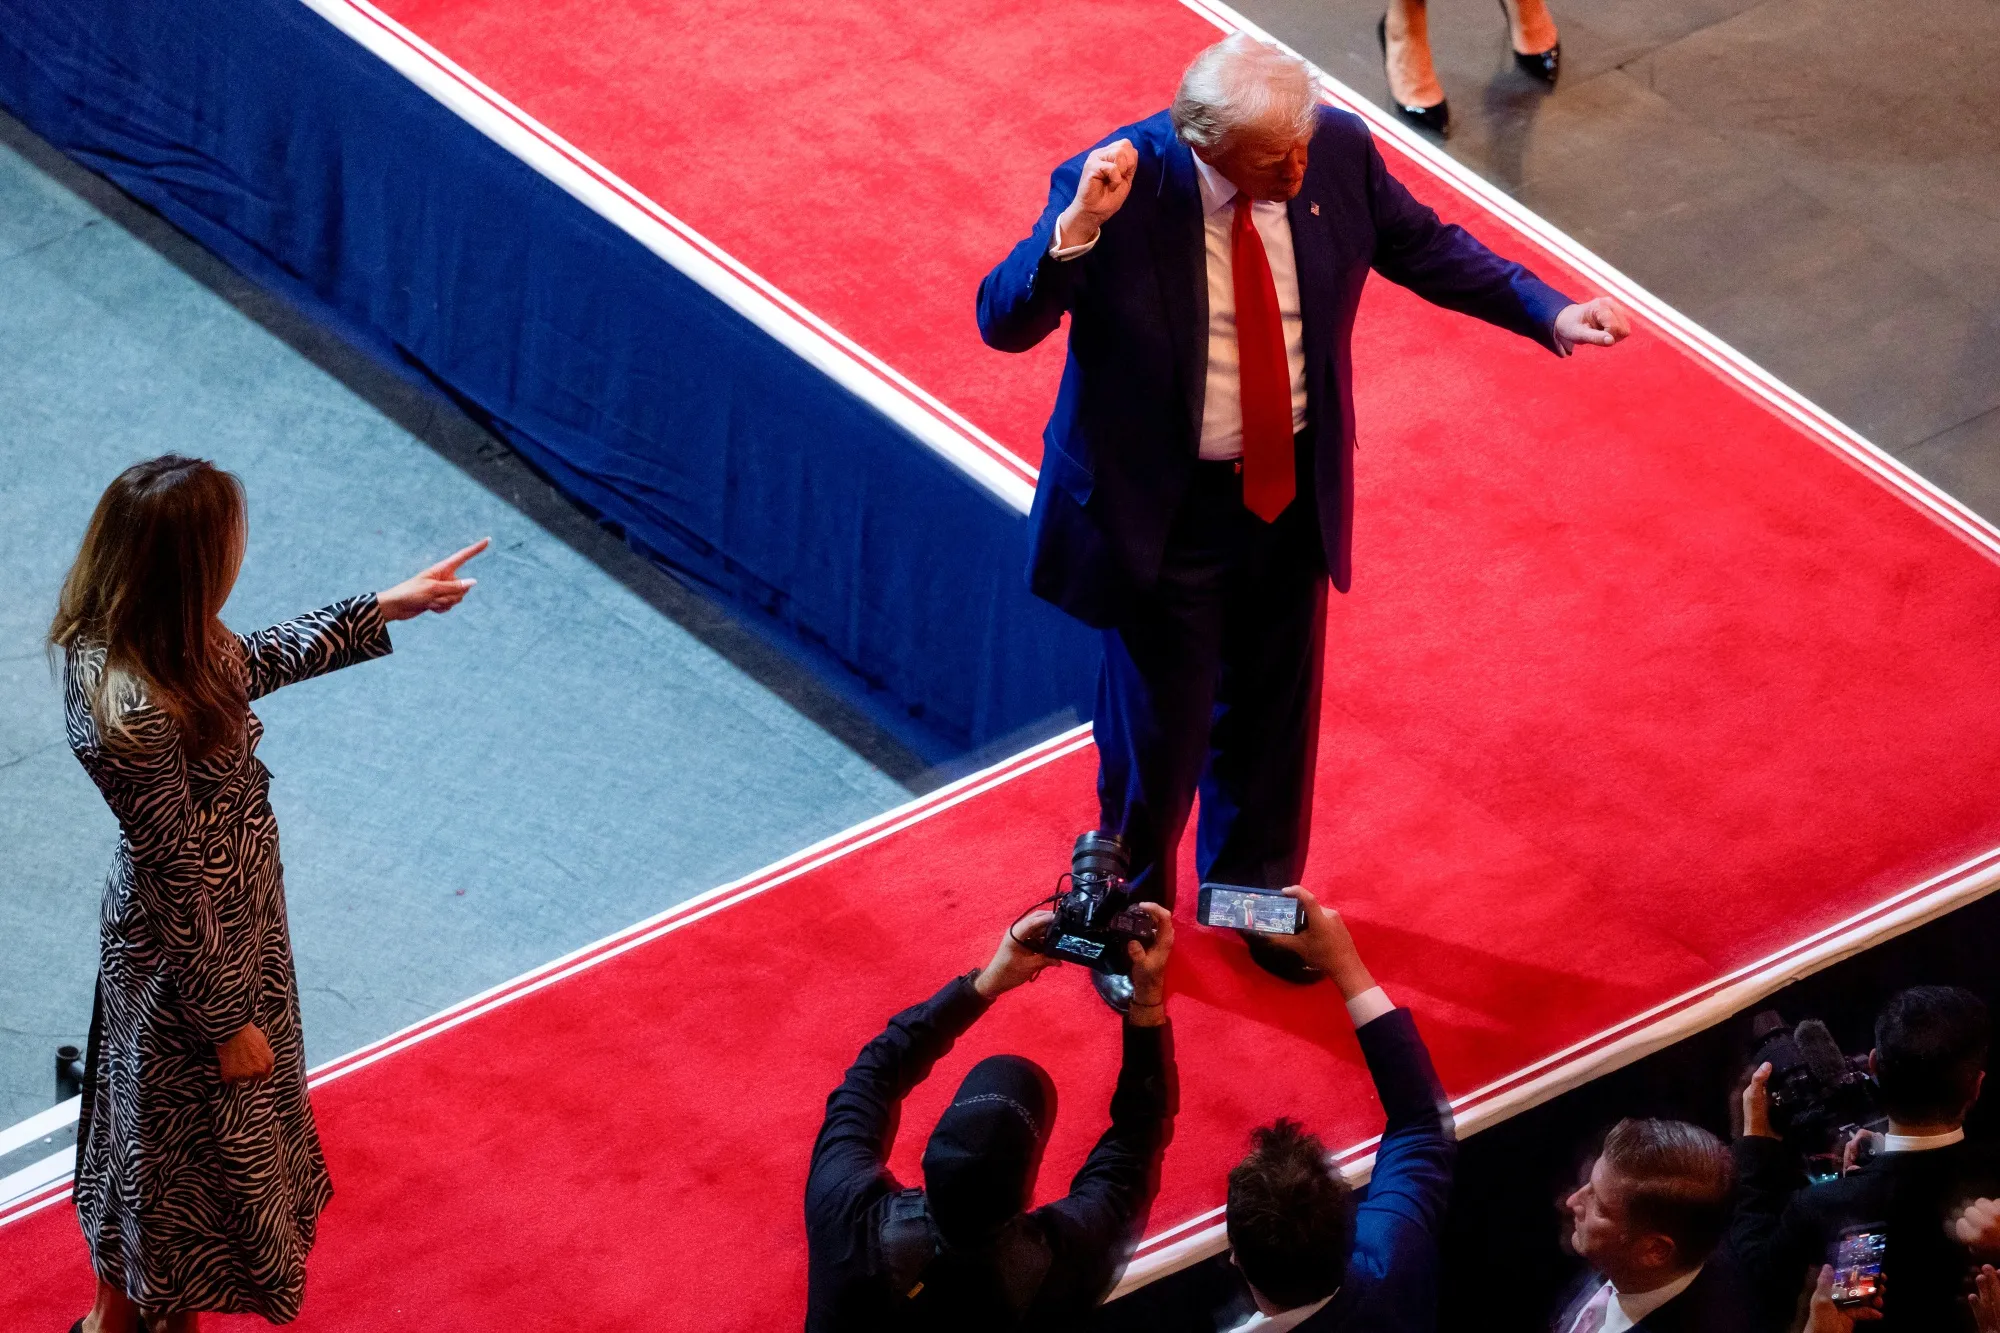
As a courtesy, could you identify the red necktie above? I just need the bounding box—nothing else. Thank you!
[1231,194,1296,522]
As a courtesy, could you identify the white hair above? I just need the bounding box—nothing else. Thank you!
[1171,34,1319,153]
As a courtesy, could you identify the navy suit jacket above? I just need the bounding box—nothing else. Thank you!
[1296,1007,1457,1333]
[976,108,1573,626]
[1549,1258,1757,1333]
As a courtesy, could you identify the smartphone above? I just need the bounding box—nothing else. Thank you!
[1829,1228,1886,1310]
[1196,882,1306,935]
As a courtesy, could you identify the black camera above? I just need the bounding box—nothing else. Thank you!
[1748,1009,1879,1165]
[1042,832,1157,975]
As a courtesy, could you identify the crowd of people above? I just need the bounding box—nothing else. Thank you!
[806,900,2000,1333]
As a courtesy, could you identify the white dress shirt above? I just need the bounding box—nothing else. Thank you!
[1049,153,1308,460]
[1224,1292,1333,1333]
[1565,1266,1703,1333]
[1881,1126,1965,1152]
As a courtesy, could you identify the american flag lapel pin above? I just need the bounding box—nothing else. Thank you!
[1310,201,1320,215]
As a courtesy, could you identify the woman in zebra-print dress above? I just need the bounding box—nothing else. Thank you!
[51,456,486,1332]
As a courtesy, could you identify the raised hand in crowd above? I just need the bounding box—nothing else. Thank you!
[1956,1198,2000,1258]
[1974,1264,2000,1333]
[1805,1264,1882,1331]
[377,537,489,621]
[1262,886,1377,1001]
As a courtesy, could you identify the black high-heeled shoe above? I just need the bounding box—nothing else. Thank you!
[1377,15,1450,135]
[1497,0,1560,86]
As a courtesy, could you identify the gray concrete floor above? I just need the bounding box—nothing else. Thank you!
[0,109,919,1166]
[1236,0,2000,521]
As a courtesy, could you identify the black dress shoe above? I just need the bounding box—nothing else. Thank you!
[1497,0,1560,85]
[1091,968,1134,1014]
[1243,932,1324,985]
[1377,16,1450,136]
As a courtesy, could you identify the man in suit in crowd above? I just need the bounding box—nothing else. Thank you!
[1732,986,2000,1332]
[1097,887,1454,1332]
[1554,1118,1753,1333]
[803,906,1177,1332]
[976,33,1630,1011]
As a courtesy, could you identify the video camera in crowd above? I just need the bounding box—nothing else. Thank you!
[1039,832,1157,975]
[1747,1008,1880,1179]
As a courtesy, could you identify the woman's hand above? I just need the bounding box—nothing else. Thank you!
[216,1023,274,1084]
[377,539,489,622]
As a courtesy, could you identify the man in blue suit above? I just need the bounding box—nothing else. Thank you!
[977,35,1628,1009]
[1200,886,1455,1333]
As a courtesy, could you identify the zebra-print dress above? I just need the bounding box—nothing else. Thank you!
[64,595,391,1320]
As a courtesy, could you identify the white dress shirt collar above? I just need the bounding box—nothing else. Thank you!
[1191,150,1239,216]
[1882,1126,1965,1152]
[1224,1291,1334,1333]
[1584,1265,1702,1333]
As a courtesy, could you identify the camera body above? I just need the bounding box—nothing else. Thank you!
[1043,832,1157,975]
[1749,1010,1879,1165]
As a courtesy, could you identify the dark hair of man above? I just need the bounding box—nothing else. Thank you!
[1226,1118,1355,1310]
[1599,1118,1734,1267]
[1875,986,1990,1125]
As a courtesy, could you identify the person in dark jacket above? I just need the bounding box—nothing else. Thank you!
[1146,887,1457,1333]
[1732,986,1999,1333]
[1553,1118,1752,1333]
[802,905,1177,1332]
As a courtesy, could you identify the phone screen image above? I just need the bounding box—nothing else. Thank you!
[1830,1230,1886,1309]
[1202,887,1300,935]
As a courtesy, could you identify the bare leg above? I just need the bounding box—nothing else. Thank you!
[1501,0,1559,55]
[154,1313,200,1333]
[81,1280,141,1333]
[1383,0,1445,108]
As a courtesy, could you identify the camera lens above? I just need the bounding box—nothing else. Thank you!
[1072,831,1129,884]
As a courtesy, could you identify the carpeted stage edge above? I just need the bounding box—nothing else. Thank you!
[6,0,2000,1326]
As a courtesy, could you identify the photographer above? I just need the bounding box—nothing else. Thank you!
[1733,986,2000,1331]
[803,905,1177,1331]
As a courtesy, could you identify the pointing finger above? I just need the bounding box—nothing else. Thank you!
[431,538,491,577]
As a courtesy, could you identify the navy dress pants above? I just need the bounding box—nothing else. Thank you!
[1094,450,1329,907]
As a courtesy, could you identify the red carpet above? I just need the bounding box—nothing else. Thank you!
[8,0,2000,1328]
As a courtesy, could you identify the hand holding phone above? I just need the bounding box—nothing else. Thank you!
[1196,882,1307,935]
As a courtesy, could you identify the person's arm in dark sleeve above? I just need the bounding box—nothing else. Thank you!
[804,971,990,1228]
[1352,1006,1457,1236]
[1361,129,1573,354]
[1039,1017,1176,1265]
[1727,1133,1817,1324]
[1034,905,1180,1309]
[976,146,1098,353]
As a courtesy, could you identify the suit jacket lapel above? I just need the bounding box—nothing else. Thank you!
[1151,137,1206,452]
[1287,185,1337,413]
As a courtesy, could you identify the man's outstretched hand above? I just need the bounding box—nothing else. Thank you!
[974,910,1058,1000]
[1554,296,1632,349]
[1055,139,1137,252]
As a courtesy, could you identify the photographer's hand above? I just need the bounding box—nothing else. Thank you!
[1266,888,1376,1000]
[974,910,1058,1001]
[1742,1061,1778,1140]
[1125,903,1174,1028]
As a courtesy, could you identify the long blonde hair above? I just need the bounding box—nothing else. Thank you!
[50,455,248,759]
